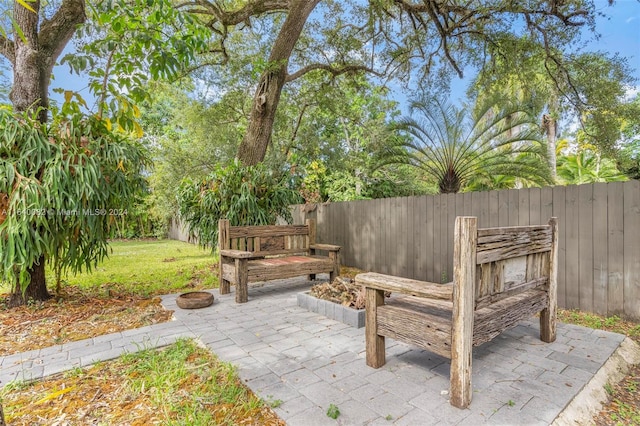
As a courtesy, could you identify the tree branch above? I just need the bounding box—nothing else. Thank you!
[0,35,15,64]
[179,0,290,26]
[39,0,86,62]
[286,63,382,82]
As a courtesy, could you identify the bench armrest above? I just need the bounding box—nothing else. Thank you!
[220,249,254,259]
[309,243,341,252]
[356,272,453,301]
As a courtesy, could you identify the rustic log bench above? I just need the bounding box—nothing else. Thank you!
[218,219,340,303]
[356,216,558,408]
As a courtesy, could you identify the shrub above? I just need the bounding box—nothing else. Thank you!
[177,160,302,249]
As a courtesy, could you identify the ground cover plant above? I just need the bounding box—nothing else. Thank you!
[1,338,284,425]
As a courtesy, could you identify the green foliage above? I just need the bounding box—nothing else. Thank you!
[0,109,148,292]
[326,403,340,420]
[382,95,552,193]
[557,150,627,184]
[178,160,302,249]
[60,0,209,133]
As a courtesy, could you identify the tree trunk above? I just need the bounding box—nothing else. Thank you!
[543,113,557,182]
[6,0,86,305]
[236,0,320,165]
[8,256,50,307]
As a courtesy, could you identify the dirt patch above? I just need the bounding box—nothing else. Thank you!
[0,286,173,356]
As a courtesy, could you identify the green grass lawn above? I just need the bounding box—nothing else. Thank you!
[1,239,219,297]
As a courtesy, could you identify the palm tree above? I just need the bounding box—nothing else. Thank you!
[381,96,552,193]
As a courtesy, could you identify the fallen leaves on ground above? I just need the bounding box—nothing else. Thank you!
[2,340,285,426]
[593,364,640,425]
[0,285,173,356]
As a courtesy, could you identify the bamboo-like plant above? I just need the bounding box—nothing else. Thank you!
[0,110,149,306]
[380,96,553,193]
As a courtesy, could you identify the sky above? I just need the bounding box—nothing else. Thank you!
[39,1,640,113]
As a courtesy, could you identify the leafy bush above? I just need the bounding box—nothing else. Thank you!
[177,160,302,249]
[0,109,149,292]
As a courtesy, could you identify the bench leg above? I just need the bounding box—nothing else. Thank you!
[329,251,340,282]
[235,258,249,303]
[219,258,230,295]
[365,288,385,368]
[220,279,231,295]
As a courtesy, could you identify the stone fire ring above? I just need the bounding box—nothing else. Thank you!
[176,291,214,309]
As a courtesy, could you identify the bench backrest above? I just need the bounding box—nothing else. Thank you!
[218,219,316,257]
[452,216,558,311]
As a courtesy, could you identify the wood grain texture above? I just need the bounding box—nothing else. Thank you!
[356,272,453,300]
[450,217,476,408]
[366,288,385,368]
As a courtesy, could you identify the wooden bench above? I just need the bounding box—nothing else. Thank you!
[356,216,558,408]
[218,219,340,303]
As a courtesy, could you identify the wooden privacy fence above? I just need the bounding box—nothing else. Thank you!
[291,180,640,321]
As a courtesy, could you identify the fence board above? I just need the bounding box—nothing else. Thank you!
[578,184,594,313]
[509,189,519,226]
[529,188,541,226]
[433,194,443,283]
[541,187,553,226]
[564,185,580,309]
[489,191,500,228]
[270,180,640,320]
[607,182,624,316]
[519,188,530,225]
[623,180,640,319]
[592,183,608,316]
[425,195,435,282]
[553,185,567,309]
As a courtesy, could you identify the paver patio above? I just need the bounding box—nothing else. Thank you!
[0,275,633,425]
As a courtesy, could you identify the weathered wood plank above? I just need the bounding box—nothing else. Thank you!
[540,217,558,342]
[607,182,624,316]
[474,289,548,346]
[476,228,552,264]
[366,288,386,368]
[235,258,249,303]
[450,216,476,409]
[357,272,453,300]
[229,225,309,238]
[475,277,548,309]
[376,304,452,359]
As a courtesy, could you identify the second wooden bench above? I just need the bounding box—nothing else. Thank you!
[218,219,341,303]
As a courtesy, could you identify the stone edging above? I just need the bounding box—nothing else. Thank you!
[296,292,365,328]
